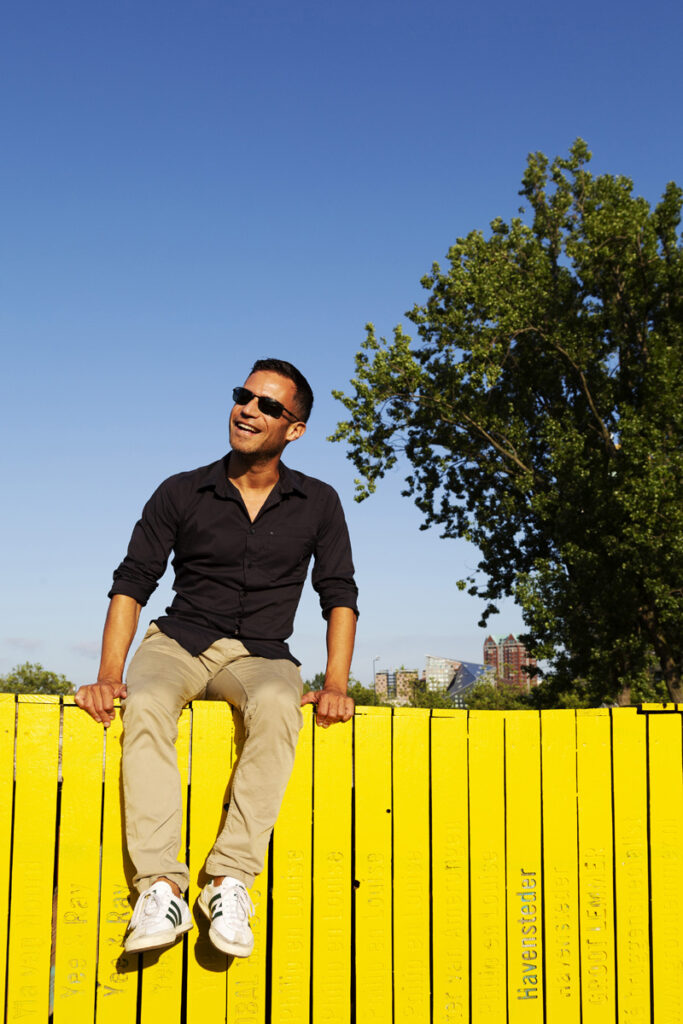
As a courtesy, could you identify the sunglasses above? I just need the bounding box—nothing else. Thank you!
[232,386,299,421]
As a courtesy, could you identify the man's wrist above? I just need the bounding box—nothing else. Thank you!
[322,680,348,694]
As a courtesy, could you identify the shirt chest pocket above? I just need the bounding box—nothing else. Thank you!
[250,529,315,585]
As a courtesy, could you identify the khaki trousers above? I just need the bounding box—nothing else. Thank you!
[122,624,303,894]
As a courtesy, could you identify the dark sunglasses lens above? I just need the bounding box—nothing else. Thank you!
[232,387,284,418]
[257,397,284,418]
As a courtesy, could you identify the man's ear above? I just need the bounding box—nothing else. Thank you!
[286,421,306,443]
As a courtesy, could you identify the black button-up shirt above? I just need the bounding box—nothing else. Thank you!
[109,455,358,663]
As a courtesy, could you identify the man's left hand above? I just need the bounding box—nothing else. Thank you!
[301,687,354,728]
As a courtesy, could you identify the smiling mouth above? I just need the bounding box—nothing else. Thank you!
[235,421,259,434]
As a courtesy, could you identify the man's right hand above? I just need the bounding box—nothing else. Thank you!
[75,681,127,727]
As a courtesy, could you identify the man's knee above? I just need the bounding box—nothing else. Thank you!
[245,677,303,731]
[123,683,184,729]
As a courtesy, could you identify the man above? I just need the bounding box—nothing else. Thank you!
[75,358,358,958]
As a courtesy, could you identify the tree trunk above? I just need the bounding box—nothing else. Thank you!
[616,685,631,707]
[660,652,683,703]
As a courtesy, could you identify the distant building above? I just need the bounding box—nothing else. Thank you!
[374,668,418,706]
[483,634,537,688]
[447,661,487,707]
[424,655,461,692]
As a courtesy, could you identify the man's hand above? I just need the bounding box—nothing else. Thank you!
[75,680,127,728]
[301,687,354,728]
[77,594,140,727]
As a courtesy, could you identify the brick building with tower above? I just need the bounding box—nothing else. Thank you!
[483,634,537,688]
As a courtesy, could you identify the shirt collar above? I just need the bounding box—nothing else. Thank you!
[197,454,308,500]
[277,460,308,498]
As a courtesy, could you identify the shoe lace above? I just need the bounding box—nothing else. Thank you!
[220,882,255,926]
[131,887,169,926]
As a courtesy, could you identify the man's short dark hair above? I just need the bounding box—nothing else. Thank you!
[250,358,314,422]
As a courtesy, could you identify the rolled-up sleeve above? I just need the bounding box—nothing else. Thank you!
[311,488,359,619]
[108,479,179,607]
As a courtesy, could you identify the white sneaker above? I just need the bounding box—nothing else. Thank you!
[124,881,193,953]
[198,877,255,957]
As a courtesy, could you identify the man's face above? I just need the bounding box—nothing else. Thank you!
[229,370,306,459]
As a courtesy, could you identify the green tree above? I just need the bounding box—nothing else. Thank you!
[463,676,534,710]
[302,671,326,693]
[346,681,390,706]
[0,662,74,695]
[409,678,455,709]
[332,140,683,704]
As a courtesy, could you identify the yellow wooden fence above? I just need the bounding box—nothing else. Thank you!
[1,694,682,1023]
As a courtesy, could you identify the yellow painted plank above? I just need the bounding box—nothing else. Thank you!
[139,707,191,1022]
[354,707,393,1024]
[95,712,139,1023]
[431,710,469,1024]
[505,712,543,1021]
[53,707,104,1023]
[0,695,15,1009]
[271,705,313,1024]
[16,694,61,704]
[468,711,507,1023]
[6,700,60,1023]
[311,716,353,1023]
[576,710,616,1024]
[541,711,581,1023]
[393,708,431,1022]
[226,849,269,1024]
[648,711,683,1024]
[185,700,234,1024]
[611,709,650,1024]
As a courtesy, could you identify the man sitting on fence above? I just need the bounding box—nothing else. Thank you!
[75,358,358,957]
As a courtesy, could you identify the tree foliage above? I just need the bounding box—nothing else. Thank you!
[463,677,534,710]
[408,677,456,709]
[332,141,683,703]
[0,662,75,695]
[347,681,390,706]
[302,671,326,693]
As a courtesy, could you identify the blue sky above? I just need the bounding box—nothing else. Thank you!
[2,0,681,687]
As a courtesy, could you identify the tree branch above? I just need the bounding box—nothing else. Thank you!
[521,326,619,455]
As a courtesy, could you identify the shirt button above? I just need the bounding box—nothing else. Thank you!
[249,527,255,535]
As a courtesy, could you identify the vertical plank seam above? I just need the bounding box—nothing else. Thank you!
[608,710,620,1024]
[91,719,108,1023]
[466,711,473,1024]
[502,714,510,1024]
[350,711,357,1024]
[538,711,549,1024]
[644,714,655,1024]
[49,699,65,1017]
[181,703,193,1024]
[428,711,434,1024]
[390,707,396,1024]
[1,695,18,1024]
[573,711,584,1024]
[308,711,315,1024]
